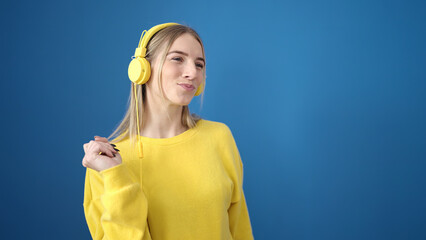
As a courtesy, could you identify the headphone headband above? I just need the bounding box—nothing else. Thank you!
[133,22,180,58]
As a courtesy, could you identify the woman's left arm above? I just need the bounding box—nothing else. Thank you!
[228,158,254,240]
[222,125,254,240]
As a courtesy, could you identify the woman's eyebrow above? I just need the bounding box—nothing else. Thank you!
[167,50,205,64]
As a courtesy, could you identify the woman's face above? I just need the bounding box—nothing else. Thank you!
[148,33,205,106]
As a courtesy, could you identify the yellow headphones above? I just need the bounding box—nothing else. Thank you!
[128,22,204,96]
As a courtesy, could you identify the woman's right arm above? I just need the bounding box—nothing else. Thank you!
[83,138,151,240]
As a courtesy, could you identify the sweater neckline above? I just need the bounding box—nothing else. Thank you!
[137,119,203,145]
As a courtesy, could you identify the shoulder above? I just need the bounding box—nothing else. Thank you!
[199,120,243,179]
[197,119,234,138]
[197,119,238,150]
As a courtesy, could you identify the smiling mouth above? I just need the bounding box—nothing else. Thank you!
[178,84,195,91]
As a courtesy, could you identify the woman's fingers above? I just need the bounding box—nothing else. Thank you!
[97,142,117,158]
[86,140,117,158]
[100,141,118,154]
[94,136,109,143]
[94,136,119,151]
[93,136,118,150]
[83,137,122,172]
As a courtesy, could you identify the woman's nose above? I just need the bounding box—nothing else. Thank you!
[182,62,197,79]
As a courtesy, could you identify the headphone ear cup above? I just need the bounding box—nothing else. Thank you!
[194,81,205,96]
[128,57,151,85]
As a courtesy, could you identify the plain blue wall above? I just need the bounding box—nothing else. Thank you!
[1,0,425,239]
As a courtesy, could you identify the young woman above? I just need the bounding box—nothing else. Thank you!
[82,23,253,240]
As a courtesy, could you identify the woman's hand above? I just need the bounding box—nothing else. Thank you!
[82,136,121,172]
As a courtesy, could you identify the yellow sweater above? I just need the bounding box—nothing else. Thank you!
[83,119,254,239]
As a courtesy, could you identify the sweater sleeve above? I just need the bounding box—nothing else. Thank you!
[228,156,254,240]
[223,126,254,239]
[83,163,151,240]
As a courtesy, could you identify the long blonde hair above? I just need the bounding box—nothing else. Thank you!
[107,24,206,145]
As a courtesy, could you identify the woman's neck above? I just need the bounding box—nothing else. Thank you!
[142,96,188,139]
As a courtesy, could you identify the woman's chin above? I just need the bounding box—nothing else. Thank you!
[172,97,194,106]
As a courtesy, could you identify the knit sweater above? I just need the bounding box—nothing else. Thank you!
[83,119,254,239]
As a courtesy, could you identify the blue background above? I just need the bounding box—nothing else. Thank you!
[1,0,425,239]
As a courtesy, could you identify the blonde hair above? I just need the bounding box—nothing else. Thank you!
[107,24,206,145]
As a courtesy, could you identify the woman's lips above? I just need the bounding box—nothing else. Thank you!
[178,84,195,91]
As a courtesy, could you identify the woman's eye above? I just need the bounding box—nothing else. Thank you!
[172,57,183,62]
[196,63,204,69]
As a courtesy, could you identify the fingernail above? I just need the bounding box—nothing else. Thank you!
[110,144,116,147]
[113,153,116,157]
[113,147,120,152]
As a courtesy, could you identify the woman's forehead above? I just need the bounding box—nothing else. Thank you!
[169,33,204,57]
